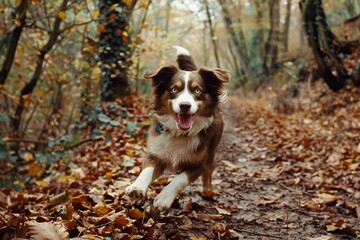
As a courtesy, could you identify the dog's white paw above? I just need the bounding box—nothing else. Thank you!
[153,191,175,211]
[125,184,146,199]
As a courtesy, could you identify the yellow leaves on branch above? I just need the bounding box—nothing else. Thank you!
[140,1,149,9]
[57,11,67,21]
[110,3,119,11]
[123,0,133,7]
[91,10,100,19]
[37,89,46,100]
[91,67,101,79]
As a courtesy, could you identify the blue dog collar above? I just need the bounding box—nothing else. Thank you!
[155,123,167,133]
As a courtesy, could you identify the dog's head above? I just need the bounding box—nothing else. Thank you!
[144,65,230,132]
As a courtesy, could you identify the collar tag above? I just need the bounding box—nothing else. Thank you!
[155,123,166,133]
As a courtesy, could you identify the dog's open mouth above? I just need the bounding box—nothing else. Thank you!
[174,113,197,130]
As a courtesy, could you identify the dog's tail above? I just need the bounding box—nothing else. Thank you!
[173,46,197,71]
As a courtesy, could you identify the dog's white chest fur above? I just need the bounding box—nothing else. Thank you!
[147,132,200,170]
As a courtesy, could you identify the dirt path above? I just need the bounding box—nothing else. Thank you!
[212,98,323,239]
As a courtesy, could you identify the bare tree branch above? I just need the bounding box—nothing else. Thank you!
[0,0,28,85]
[11,0,69,142]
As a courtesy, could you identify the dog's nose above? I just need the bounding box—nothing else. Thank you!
[179,102,191,112]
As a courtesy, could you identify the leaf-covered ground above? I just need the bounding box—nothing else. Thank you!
[1,81,360,239]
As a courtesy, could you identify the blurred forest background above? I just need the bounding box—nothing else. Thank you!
[0,0,360,193]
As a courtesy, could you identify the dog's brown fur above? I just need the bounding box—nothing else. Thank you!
[125,47,229,211]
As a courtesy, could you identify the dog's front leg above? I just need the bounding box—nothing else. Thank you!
[153,172,189,211]
[125,167,154,198]
[126,155,165,199]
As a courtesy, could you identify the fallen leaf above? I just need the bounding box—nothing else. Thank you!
[127,208,145,220]
[356,143,360,153]
[93,205,111,217]
[26,221,69,240]
[153,177,168,185]
[71,195,92,210]
[223,160,239,170]
[316,192,338,204]
[305,236,332,240]
[195,213,222,221]
[326,219,359,237]
[215,207,231,215]
[302,199,320,211]
[211,222,228,232]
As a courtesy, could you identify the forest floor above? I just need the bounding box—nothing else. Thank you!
[1,80,360,239]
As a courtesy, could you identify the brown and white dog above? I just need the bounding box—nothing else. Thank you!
[125,46,230,211]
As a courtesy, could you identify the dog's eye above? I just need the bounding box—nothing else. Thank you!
[170,87,178,93]
[194,88,202,95]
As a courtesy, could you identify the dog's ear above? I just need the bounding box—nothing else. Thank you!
[143,65,179,94]
[143,65,178,82]
[198,67,230,84]
[198,67,230,96]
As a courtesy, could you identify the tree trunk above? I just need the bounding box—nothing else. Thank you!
[98,0,134,101]
[38,81,63,143]
[11,0,68,139]
[204,0,221,68]
[0,0,28,85]
[263,0,280,75]
[253,0,265,64]
[228,41,245,86]
[165,0,171,33]
[283,0,292,52]
[300,0,350,91]
[203,21,208,66]
[218,0,248,76]
[236,20,248,64]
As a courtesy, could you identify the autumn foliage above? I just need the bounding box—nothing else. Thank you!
[1,0,360,239]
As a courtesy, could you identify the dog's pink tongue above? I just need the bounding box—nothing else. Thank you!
[177,114,195,130]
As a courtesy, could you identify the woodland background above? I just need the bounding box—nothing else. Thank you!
[0,0,360,239]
